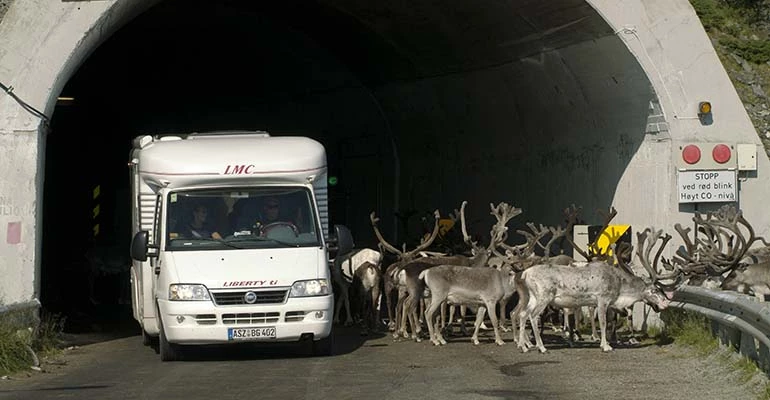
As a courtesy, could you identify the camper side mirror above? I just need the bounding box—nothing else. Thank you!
[131,231,158,261]
[331,224,354,256]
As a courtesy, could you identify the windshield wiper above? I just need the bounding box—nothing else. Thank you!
[174,238,246,249]
[225,236,300,247]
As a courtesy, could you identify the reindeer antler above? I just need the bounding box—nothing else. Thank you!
[562,204,592,261]
[498,223,547,258]
[587,206,618,260]
[458,201,476,248]
[488,202,523,251]
[613,242,635,275]
[541,225,567,258]
[407,210,441,258]
[370,211,402,256]
[673,205,770,280]
[635,227,682,290]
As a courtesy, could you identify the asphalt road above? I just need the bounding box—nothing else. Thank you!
[0,314,766,400]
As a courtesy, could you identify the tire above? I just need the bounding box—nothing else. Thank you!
[159,322,183,362]
[142,329,157,347]
[312,332,334,357]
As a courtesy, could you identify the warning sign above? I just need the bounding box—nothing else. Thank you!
[677,170,736,204]
[588,225,631,257]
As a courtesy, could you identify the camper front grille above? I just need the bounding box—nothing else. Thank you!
[194,314,217,325]
[222,312,280,325]
[284,311,306,322]
[211,289,288,306]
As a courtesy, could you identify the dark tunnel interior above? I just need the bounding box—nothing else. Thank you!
[40,0,655,335]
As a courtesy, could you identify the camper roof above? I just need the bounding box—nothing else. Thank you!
[132,132,326,189]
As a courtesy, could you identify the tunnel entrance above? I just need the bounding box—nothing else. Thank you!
[40,0,655,336]
[42,0,400,335]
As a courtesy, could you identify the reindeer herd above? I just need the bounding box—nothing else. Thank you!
[331,201,770,353]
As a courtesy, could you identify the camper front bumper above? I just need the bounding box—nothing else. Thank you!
[157,295,333,344]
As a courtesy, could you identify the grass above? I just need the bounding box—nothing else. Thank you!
[0,309,66,376]
[0,323,34,375]
[659,308,770,399]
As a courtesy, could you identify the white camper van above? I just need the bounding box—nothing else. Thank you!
[128,131,352,361]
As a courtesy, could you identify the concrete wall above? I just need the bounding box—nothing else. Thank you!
[376,33,653,236]
[0,0,158,306]
[591,0,770,237]
[0,0,768,310]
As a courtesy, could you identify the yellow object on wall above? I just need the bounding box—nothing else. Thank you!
[588,224,631,257]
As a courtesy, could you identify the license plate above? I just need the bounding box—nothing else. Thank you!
[228,327,276,340]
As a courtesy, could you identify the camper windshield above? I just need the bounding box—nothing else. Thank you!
[165,187,320,250]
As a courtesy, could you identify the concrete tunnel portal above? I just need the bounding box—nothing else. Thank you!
[42,0,655,319]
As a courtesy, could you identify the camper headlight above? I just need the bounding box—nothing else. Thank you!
[169,284,211,301]
[290,279,330,297]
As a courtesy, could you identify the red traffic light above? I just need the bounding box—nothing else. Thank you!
[712,144,731,164]
[682,144,701,164]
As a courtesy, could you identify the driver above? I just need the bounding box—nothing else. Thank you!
[261,196,283,225]
[228,195,299,237]
[257,196,299,236]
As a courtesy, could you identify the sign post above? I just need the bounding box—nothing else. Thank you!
[677,170,736,203]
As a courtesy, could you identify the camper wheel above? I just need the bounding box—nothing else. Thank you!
[159,320,183,362]
[312,332,334,357]
[142,329,158,347]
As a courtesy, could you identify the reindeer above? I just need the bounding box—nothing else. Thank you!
[372,202,506,342]
[486,221,550,334]
[440,201,521,337]
[721,262,770,300]
[331,247,383,328]
[370,210,442,338]
[503,205,608,346]
[412,202,523,346]
[725,246,770,299]
[420,262,518,346]
[349,261,383,333]
[671,205,770,296]
[558,206,624,344]
[516,227,682,353]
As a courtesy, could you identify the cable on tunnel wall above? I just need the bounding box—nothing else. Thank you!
[613,25,680,121]
[0,80,50,126]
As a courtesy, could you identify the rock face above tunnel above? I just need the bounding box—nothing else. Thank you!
[0,0,13,21]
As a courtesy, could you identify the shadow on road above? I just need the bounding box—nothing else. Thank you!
[161,324,386,361]
[57,304,386,361]
[58,303,141,347]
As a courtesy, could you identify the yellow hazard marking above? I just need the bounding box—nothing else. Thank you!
[93,204,100,218]
[92,185,100,199]
[590,225,631,256]
[438,218,455,236]
[422,218,456,242]
[93,224,100,237]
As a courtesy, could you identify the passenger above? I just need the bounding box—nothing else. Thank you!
[182,204,223,240]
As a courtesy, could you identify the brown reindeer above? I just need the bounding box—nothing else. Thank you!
[371,210,442,338]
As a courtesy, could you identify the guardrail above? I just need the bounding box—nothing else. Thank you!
[670,286,770,374]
